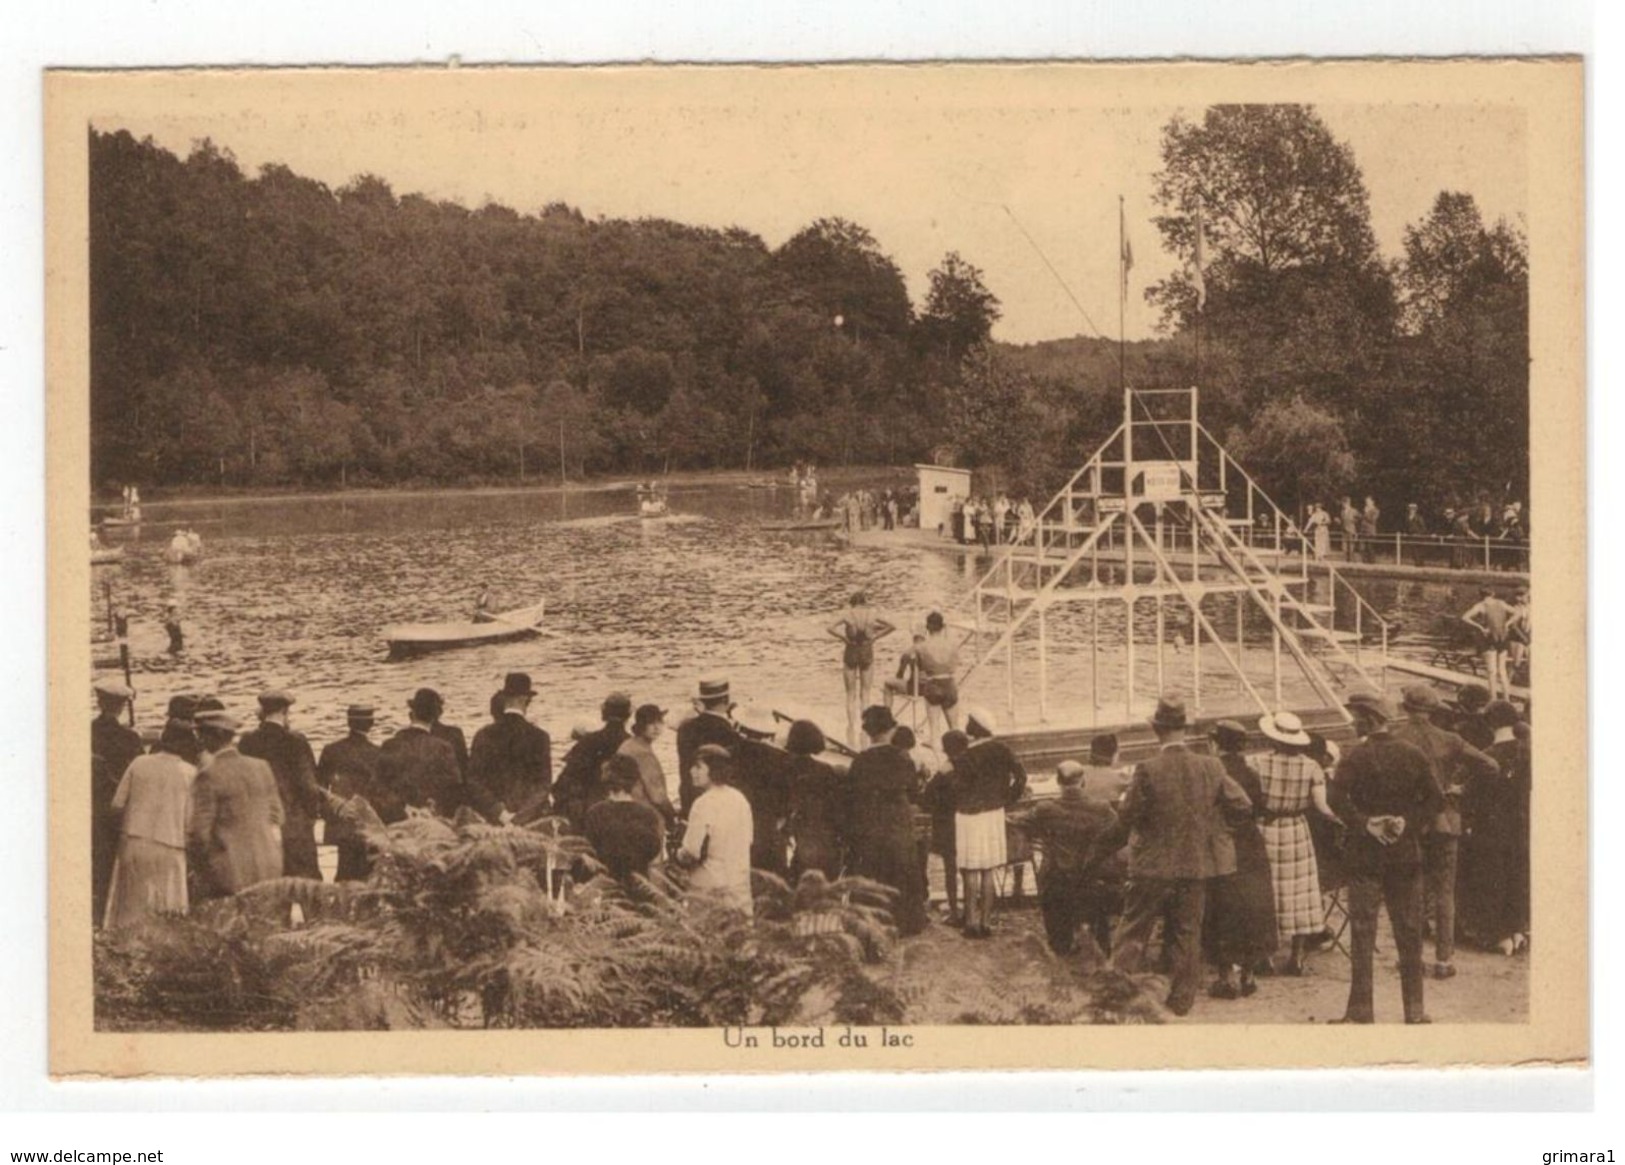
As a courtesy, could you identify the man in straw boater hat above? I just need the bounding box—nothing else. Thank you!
[90,678,143,924]
[468,673,554,824]
[316,703,383,881]
[1108,692,1253,1017]
[188,708,285,899]
[376,687,464,823]
[239,689,325,880]
[676,677,741,817]
[1327,689,1443,1024]
[1391,684,1498,981]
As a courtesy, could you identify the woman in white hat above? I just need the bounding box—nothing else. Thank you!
[1251,711,1341,975]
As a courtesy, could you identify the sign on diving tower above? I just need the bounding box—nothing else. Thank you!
[954,386,1389,739]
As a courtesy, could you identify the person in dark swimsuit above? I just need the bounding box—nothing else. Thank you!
[828,592,895,749]
[1462,587,1515,700]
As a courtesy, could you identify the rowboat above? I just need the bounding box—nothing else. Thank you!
[383,602,547,658]
[639,497,670,518]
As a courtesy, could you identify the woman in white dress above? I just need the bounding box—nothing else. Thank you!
[103,721,196,929]
[677,744,754,913]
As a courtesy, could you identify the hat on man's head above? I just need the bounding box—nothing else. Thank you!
[941,729,970,756]
[860,705,897,737]
[601,692,633,721]
[1150,692,1188,732]
[1056,760,1087,786]
[196,709,241,734]
[165,693,199,722]
[1259,711,1311,747]
[734,705,777,739]
[1345,688,1395,723]
[963,706,998,738]
[408,687,445,720]
[501,673,538,699]
[346,703,376,723]
[1454,682,1492,713]
[1401,685,1444,714]
[193,694,224,715]
[94,678,134,701]
[1485,700,1522,731]
[258,689,295,711]
[1211,719,1249,752]
[633,703,667,728]
[1089,733,1120,762]
[696,677,731,705]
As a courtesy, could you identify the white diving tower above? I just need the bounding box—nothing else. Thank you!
[952,386,1390,750]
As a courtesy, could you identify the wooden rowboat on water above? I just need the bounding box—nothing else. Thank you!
[383,602,547,659]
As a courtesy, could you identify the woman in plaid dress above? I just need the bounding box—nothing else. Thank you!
[1252,712,1340,975]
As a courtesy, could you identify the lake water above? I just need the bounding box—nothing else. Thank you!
[90,480,1501,771]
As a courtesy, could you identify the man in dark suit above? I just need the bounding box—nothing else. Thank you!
[417,689,469,780]
[316,703,382,881]
[731,706,793,877]
[551,691,633,828]
[1329,689,1443,1025]
[675,678,740,816]
[1391,684,1498,979]
[91,679,143,924]
[1109,692,1253,1017]
[375,689,464,822]
[468,673,554,824]
[239,689,326,880]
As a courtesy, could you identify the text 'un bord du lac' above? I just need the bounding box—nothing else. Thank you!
[722,1026,914,1050]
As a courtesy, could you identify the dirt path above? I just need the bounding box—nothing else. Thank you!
[877,901,1528,1026]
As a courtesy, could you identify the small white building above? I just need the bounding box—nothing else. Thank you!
[915,464,972,536]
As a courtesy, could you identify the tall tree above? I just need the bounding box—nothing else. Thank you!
[917,251,1002,365]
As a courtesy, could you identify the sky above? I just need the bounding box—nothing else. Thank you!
[93,72,1528,344]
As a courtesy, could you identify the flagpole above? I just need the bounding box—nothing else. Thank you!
[1118,195,1126,398]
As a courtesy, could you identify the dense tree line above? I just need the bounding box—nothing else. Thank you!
[92,112,1528,524]
[90,130,997,489]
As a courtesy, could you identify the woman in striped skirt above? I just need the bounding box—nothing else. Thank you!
[1252,712,1341,975]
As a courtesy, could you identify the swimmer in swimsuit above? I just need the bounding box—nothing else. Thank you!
[1462,587,1515,699]
[828,592,895,748]
[917,610,963,744]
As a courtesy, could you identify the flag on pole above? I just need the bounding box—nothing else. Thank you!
[1119,201,1134,304]
[1191,206,1207,312]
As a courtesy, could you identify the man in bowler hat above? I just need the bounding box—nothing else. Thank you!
[1109,692,1253,1017]
[376,688,464,821]
[468,673,554,824]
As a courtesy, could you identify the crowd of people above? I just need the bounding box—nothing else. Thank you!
[948,494,1037,549]
[89,606,1532,1024]
[813,486,919,533]
[1296,495,1529,566]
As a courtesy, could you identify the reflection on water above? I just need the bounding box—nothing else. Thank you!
[91,482,1508,762]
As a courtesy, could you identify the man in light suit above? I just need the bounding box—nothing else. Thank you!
[1109,692,1254,1017]
[189,710,285,897]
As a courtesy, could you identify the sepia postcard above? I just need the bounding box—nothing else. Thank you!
[44,58,1585,1077]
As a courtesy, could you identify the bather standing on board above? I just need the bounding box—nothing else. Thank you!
[828,592,896,748]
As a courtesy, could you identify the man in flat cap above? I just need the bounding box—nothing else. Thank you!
[316,704,382,881]
[376,688,465,822]
[1109,692,1253,1017]
[239,689,326,880]
[1328,689,1443,1024]
[91,679,143,924]
[1391,684,1498,980]
[1011,759,1122,958]
[468,673,554,824]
